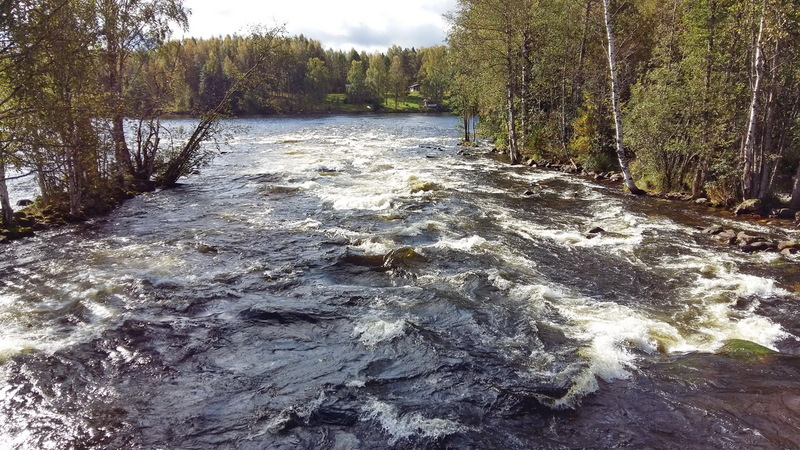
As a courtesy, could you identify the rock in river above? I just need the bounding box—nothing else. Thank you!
[733,198,763,215]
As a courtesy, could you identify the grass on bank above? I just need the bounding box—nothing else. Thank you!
[321,92,448,114]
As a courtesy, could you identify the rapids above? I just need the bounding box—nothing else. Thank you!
[1,114,799,448]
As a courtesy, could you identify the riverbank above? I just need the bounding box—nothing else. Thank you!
[483,147,800,256]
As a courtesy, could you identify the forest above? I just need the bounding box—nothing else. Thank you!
[2,0,800,235]
[448,0,800,208]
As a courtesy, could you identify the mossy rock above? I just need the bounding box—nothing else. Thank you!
[734,198,763,215]
[716,339,776,358]
[1,227,35,242]
[12,212,36,228]
[410,180,441,193]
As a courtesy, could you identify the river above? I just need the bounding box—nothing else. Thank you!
[1,114,799,449]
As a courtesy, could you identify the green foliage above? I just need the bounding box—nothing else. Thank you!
[418,46,450,105]
[447,0,800,201]
[388,56,409,110]
[346,60,368,104]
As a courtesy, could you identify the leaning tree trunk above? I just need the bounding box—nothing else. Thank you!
[602,0,645,195]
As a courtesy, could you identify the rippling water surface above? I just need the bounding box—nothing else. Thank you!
[1,115,799,449]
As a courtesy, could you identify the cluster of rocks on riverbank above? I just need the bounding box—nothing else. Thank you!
[508,154,800,254]
[703,225,800,255]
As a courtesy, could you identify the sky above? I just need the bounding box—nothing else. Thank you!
[181,0,458,52]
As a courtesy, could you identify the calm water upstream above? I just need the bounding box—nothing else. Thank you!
[1,115,799,449]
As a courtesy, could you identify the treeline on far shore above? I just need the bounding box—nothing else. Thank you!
[149,35,450,116]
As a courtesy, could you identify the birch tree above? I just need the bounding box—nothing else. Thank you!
[601,0,645,195]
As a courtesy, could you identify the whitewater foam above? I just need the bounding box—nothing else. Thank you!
[353,318,407,347]
[362,398,465,445]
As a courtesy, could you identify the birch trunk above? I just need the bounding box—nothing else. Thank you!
[742,8,766,200]
[506,79,521,164]
[0,156,13,228]
[505,18,521,165]
[601,0,644,195]
[792,164,800,211]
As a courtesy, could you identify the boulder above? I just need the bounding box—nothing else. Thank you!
[695,198,709,205]
[776,208,796,220]
[778,241,800,252]
[740,240,778,253]
[736,231,766,245]
[11,212,35,228]
[734,198,763,215]
[587,226,605,234]
[716,339,776,359]
[703,225,724,235]
[523,190,535,197]
[410,180,440,193]
[16,199,34,207]
[714,229,737,244]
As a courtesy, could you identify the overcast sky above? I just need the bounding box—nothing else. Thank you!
[181,0,458,52]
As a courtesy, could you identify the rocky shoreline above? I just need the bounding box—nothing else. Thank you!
[502,152,800,255]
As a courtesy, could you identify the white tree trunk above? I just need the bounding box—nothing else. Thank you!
[742,8,766,200]
[0,156,14,228]
[792,163,800,211]
[602,0,644,195]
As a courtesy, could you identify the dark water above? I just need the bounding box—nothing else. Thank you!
[1,115,799,449]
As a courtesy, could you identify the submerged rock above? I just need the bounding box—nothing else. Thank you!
[196,243,219,254]
[341,247,427,272]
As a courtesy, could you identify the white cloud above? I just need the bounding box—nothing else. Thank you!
[182,0,456,51]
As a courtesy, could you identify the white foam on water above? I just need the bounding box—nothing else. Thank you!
[362,398,466,445]
[548,297,687,408]
[325,191,396,211]
[509,257,793,407]
[286,219,322,231]
[353,317,407,347]
[682,272,791,351]
[0,290,124,361]
[352,238,395,256]
[431,235,488,252]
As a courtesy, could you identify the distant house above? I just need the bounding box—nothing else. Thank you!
[409,83,421,92]
[423,99,438,109]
